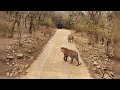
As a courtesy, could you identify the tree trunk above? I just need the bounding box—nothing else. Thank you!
[10,19,17,38]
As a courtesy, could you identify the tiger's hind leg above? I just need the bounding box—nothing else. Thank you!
[70,58,74,63]
[76,57,81,66]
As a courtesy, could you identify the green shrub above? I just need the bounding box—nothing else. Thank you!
[42,17,54,28]
[73,22,89,33]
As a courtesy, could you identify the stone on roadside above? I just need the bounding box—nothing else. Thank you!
[25,64,29,68]
[9,73,13,77]
[13,71,19,77]
[17,53,23,59]
[104,73,111,79]
[13,50,15,53]
[6,55,14,60]
[6,72,9,76]
[28,50,32,53]
[96,65,101,69]
[93,61,98,66]
[6,49,9,53]
[91,60,94,62]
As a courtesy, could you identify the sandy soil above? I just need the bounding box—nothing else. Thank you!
[0,38,9,79]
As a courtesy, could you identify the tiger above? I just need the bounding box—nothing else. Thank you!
[68,35,74,43]
[61,47,81,66]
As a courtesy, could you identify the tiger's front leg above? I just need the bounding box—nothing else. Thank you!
[64,56,68,61]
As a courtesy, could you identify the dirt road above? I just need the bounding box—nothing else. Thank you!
[20,29,93,79]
